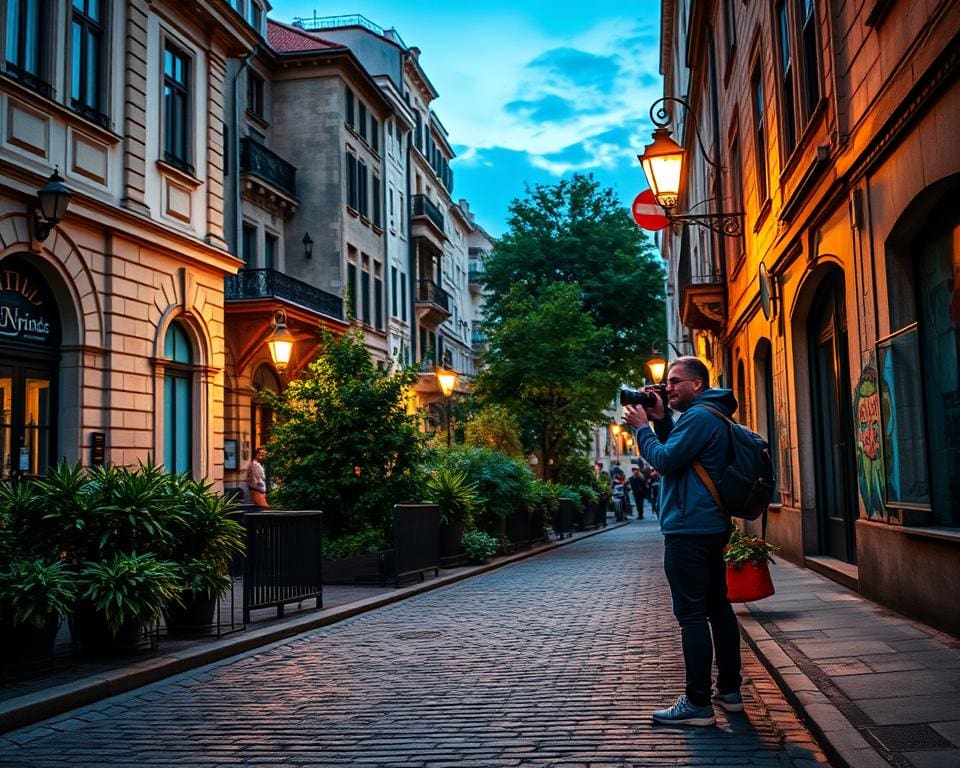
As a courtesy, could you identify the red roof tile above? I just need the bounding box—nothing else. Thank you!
[267,20,342,53]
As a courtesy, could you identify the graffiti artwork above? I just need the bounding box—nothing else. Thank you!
[854,361,886,518]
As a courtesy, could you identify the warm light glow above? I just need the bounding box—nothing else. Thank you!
[436,366,457,397]
[266,311,296,371]
[610,422,622,436]
[638,127,685,209]
[647,357,667,384]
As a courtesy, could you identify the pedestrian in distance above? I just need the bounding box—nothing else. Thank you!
[623,355,743,727]
[245,446,268,507]
[628,465,647,519]
[611,473,628,522]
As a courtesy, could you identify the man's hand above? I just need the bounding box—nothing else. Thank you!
[623,404,649,429]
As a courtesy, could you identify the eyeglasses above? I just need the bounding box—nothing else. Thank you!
[666,376,696,386]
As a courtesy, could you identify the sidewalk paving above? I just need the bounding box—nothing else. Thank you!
[1,517,958,768]
[738,557,960,768]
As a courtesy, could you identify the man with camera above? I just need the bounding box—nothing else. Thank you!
[622,355,742,727]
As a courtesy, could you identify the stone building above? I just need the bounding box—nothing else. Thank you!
[653,0,960,631]
[0,0,259,483]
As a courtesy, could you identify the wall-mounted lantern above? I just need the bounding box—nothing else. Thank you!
[34,169,72,242]
[302,232,313,259]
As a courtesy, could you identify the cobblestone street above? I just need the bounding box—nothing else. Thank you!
[0,522,827,767]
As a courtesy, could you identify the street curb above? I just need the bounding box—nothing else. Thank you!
[0,521,627,734]
[737,610,890,768]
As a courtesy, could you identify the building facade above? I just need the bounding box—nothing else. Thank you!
[0,0,261,484]
[656,0,960,632]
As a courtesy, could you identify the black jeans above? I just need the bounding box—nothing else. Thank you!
[663,532,742,707]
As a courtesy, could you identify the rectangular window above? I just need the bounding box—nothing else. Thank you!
[361,267,371,325]
[776,0,797,151]
[71,0,105,123]
[247,1,262,32]
[264,233,277,269]
[400,272,407,321]
[799,0,821,117]
[163,41,192,173]
[241,223,256,266]
[5,0,48,93]
[371,117,379,153]
[347,262,358,319]
[346,151,358,210]
[374,275,384,330]
[391,265,398,318]
[372,175,381,228]
[247,72,264,118]
[728,132,745,263]
[415,111,423,151]
[358,160,368,218]
[346,86,354,128]
[358,102,367,141]
[398,192,405,235]
[751,63,768,204]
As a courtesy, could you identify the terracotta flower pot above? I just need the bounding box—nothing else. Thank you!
[725,561,775,602]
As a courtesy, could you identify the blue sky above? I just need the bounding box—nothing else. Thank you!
[269,2,663,236]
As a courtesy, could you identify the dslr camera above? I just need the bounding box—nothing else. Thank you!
[619,385,666,409]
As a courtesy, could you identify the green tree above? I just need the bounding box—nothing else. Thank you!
[477,282,621,481]
[463,404,524,458]
[482,173,665,379]
[264,329,425,539]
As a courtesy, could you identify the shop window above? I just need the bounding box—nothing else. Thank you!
[882,189,960,525]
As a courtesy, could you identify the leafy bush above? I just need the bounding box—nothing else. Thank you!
[0,559,77,629]
[425,446,536,534]
[264,328,425,540]
[527,480,561,518]
[80,552,182,636]
[424,468,480,526]
[324,526,389,560]
[461,530,498,563]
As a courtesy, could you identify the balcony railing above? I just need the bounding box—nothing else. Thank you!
[411,194,444,232]
[239,138,297,199]
[416,279,450,312]
[225,268,343,320]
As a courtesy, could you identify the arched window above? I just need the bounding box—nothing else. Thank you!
[163,322,193,474]
[251,364,280,452]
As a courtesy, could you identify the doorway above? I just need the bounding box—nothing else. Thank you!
[807,269,858,563]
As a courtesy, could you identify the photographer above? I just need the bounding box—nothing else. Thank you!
[622,356,742,727]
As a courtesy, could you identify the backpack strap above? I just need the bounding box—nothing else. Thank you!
[690,403,733,513]
[693,459,724,511]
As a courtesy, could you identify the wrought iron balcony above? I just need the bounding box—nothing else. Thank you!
[239,138,297,199]
[225,269,343,320]
[411,194,445,232]
[415,279,451,327]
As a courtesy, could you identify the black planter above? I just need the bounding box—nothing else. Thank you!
[165,592,218,634]
[0,614,61,665]
[71,602,142,655]
[321,552,386,584]
[438,520,467,563]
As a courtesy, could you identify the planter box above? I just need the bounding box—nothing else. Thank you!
[322,552,386,584]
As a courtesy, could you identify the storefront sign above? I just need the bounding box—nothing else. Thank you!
[0,268,56,346]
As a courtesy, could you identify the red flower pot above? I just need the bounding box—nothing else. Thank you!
[726,561,775,602]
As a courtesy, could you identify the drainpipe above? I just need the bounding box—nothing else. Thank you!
[230,43,260,258]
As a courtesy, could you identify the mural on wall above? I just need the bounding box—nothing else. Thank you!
[774,365,792,498]
[854,359,887,518]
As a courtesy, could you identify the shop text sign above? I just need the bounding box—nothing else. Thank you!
[0,268,54,345]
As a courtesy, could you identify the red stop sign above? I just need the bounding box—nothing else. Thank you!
[632,189,669,231]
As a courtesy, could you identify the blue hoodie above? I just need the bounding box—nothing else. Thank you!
[634,388,737,535]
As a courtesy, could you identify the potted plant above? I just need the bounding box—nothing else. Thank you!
[162,478,245,632]
[74,552,183,653]
[461,530,498,565]
[0,558,76,664]
[723,526,778,603]
[425,468,480,562]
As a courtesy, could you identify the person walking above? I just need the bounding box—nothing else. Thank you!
[623,355,742,727]
[628,465,647,519]
[245,446,268,507]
